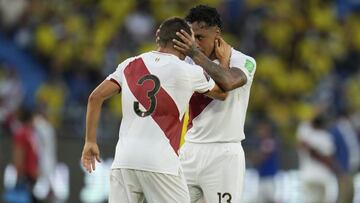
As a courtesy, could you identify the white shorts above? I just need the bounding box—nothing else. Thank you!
[179,142,245,203]
[109,168,190,203]
[255,177,276,203]
[301,172,338,203]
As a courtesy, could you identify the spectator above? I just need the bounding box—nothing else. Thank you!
[252,121,279,203]
[0,0,28,31]
[12,107,39,202]
[0,66,23,134]
[33,107,57,201]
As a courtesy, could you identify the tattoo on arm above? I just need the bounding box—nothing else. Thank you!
[191,50,246,91]
[172,30,247,91]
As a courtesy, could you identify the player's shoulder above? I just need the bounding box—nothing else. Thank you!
[230,48,256,77]
[182,61,204,76]
[115,52,157,70]
[298,121,310,131]
[297,122,309,136]
[138,51,159,60]
[166,56,200,73]
[117,55,138,67]
[231,48,256,66]
[182,56,203,71]
[141,51,184,66]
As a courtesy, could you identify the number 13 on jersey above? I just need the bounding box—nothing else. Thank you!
[217,192,232,203]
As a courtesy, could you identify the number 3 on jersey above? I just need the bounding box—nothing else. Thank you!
[133,74,160,117]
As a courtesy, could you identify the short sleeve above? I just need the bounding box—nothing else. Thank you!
[188,65,215,93]
[230,51,256,82]
[106,57,134,89]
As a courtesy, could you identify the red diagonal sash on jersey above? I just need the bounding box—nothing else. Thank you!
[124,58,182,154]
[187,92,213,130]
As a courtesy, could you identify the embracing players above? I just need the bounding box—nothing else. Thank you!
[81,17,229,203]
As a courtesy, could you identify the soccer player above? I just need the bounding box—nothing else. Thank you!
[297,114,339,203]
[172,5,257,203]
[80,17,227,203]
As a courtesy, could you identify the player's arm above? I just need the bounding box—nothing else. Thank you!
[82,80,120,173]
[299,141,342,175]
[173,30,248,91]
[204,84,227,101]
[190,65,228,100]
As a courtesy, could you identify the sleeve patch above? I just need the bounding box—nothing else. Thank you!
[245,59,255,74]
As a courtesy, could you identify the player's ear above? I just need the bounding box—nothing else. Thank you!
[214,29,221,46]
[155,29,160,44]
[215,28,221,37]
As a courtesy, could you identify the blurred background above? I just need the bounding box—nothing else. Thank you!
[0,0,360,202]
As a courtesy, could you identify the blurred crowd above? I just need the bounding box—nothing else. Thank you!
[1,0,360,202]
[0,0,359,137]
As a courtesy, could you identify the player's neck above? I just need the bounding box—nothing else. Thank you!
[209,51,217,61]
[157,46,183,59]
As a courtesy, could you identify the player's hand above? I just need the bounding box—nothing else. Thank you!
[173,29,200,58]
[81,141,101,173]
[215,37,231,69]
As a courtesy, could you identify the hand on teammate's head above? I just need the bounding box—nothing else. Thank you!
[172,29,200,57]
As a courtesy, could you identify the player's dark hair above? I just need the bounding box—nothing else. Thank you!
[158,17,191,47]
[311,113,327,129]
[185,5,222,30]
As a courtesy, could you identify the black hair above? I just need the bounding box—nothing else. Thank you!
[311,114,328,129]
[18,106,34,123]
[158,17,191,47]
[185,5,222,30]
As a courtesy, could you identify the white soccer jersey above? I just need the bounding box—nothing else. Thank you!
[297,122,335,177]
[185,48,256,143]
[106,51,215,175]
